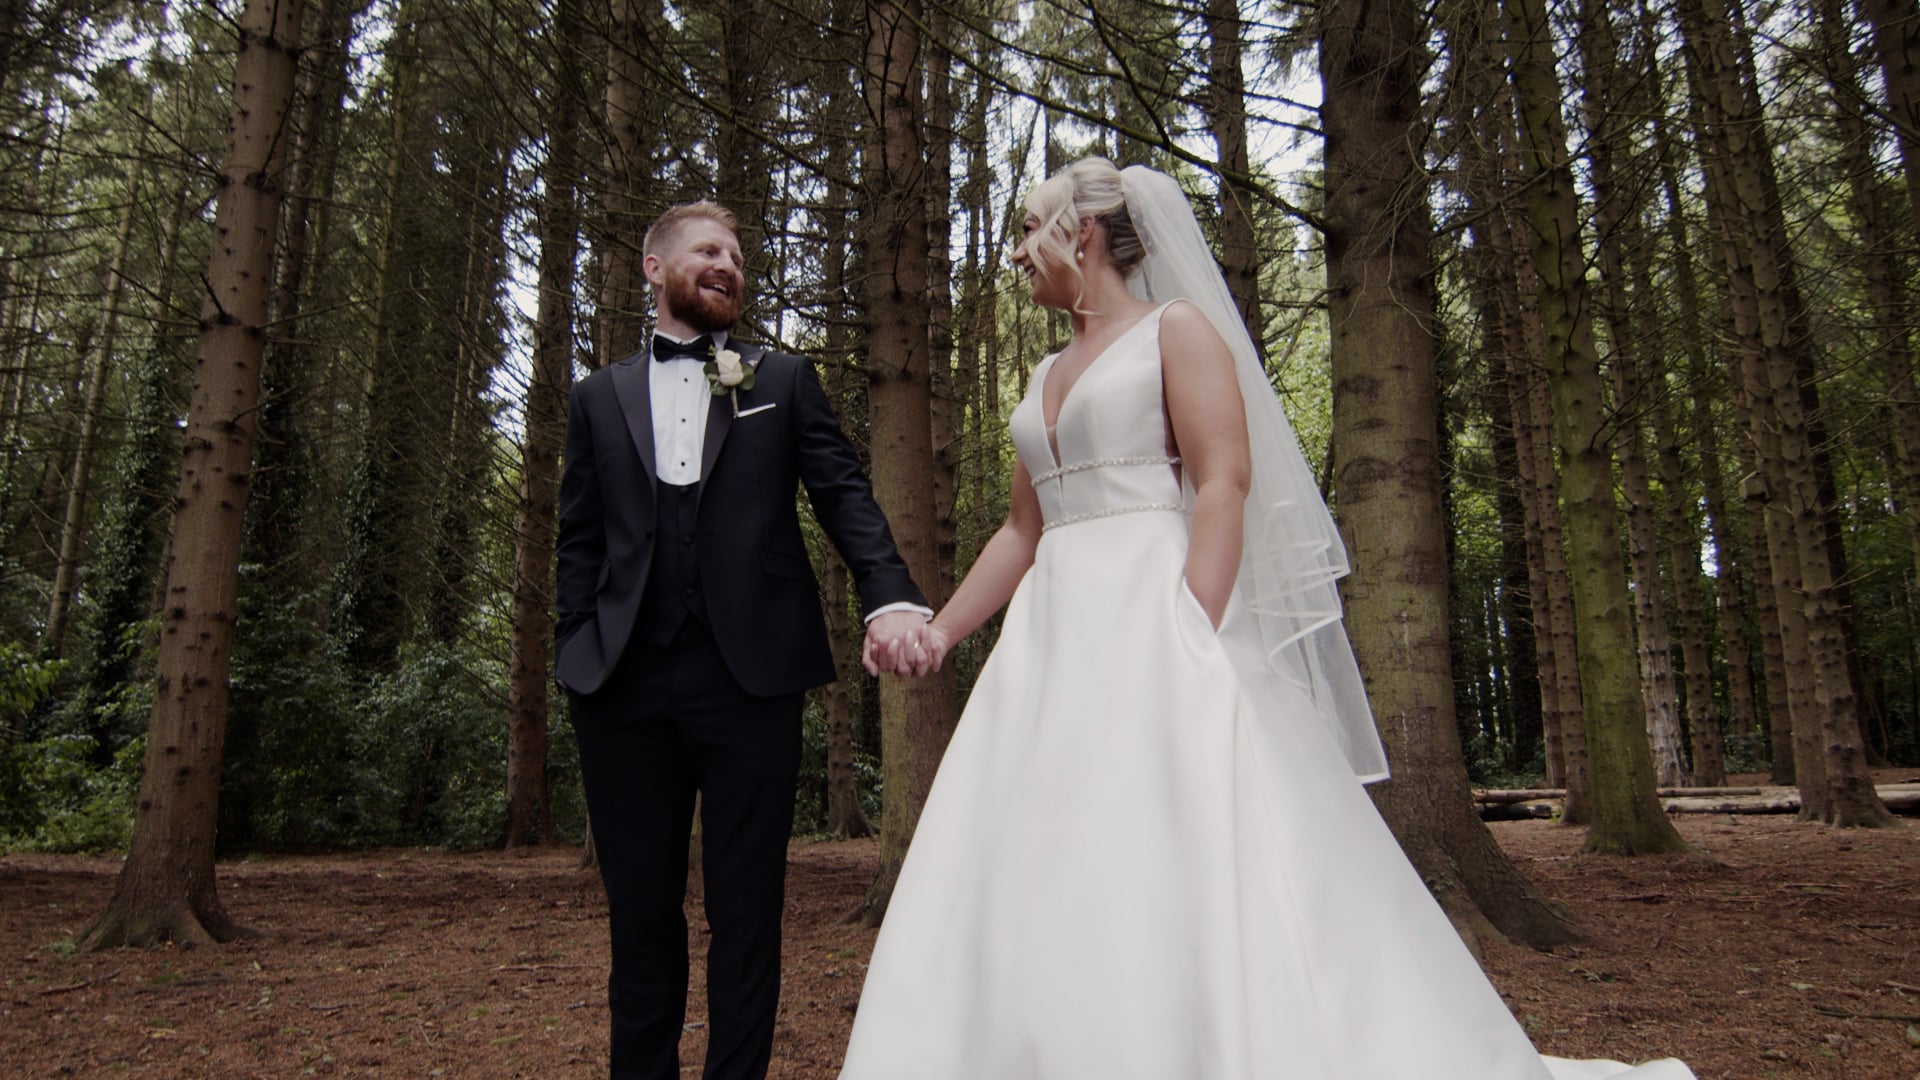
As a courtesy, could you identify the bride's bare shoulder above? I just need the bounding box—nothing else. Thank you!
[1156,299,1230,355]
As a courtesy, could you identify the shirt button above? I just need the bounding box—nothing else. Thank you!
[683,587,696,598]
[681,535,694,546]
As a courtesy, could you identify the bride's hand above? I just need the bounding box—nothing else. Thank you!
[919,619,954,675]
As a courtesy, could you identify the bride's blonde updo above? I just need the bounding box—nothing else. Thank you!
[1023,157,1147,304]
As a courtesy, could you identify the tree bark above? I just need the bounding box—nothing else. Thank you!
[927,3,959,604]
[817,22,874,842]
[80,0,307,950]
[1657,146,1757,750]
[598,0,661,367]
[1678,0,1893,826]
[855,0,959,927]
[1461,21,1589,814]
[43,178,139,660]
[246,0,368,590]
[820,548,872,838]
[1826,0,1920,623]
[1501,0,1687,855]
[1575,0,1687,787]
[1206,0,1264,354]
[1323,0,1579,948]
[1865,0,1920,241]
[1648,321,1725,788]
[505,0,585,849]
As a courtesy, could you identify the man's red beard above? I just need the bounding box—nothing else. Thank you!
[663,268,742,333]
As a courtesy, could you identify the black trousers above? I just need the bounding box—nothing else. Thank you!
[569,618,804,1080]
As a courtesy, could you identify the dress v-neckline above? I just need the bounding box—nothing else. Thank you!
[1039,303,1168,469]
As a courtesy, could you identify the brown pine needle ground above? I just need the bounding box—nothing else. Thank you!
[3,785,1915,1078]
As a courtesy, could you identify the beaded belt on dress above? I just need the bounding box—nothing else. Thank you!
[1032,455,1186,532]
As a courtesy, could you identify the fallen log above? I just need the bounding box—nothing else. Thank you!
[1474,786,1762,805]
[1660,794,1803,815]
[1474,783,1919,819]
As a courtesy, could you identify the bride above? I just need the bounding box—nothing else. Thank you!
[838,157,1694,1080]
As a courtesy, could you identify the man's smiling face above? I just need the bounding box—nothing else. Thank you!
[648,216,745,334]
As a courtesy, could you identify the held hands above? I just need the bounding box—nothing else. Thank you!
[861,610,953,678]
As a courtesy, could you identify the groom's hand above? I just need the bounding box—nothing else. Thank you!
[863,611,932,677]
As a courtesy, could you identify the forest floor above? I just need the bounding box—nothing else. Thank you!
[3,769,1917,1079]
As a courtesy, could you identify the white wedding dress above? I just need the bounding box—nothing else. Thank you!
[839,304,1693,1080]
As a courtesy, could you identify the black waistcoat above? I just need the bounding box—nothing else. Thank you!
[636,480,708,646]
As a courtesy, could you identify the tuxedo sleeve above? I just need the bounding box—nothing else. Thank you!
[554,381,605,646]
[789,358,928,614]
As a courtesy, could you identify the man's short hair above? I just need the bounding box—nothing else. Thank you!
[643,201,738,257]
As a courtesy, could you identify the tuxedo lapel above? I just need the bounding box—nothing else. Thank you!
[697,343,766,485]
[608,354,658,485]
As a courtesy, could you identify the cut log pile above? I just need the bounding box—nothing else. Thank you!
[1472,783,1920,820]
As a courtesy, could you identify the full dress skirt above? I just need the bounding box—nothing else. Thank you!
[838,306,1694,1080]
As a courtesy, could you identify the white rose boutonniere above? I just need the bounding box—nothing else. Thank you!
[704,347,756,415]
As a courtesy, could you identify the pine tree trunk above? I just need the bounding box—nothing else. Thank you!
[711,0,774,273]
[75,159,195,769]
[1678,0,1893,826]
[1576,2,1687,787]
[505,0,585,849]
[247,0,367,588]
[816,29,874,842]
[856,0,959,927]
[1323,0,1579,948]
[1657,148,1758,747]
[598,0,659,366]
[1738,432,1799,781]
[1206,0,1264,352]
[820,548,872,838]
[1482,405,1543,772]
[1651,350,1725,787]
[43,180,139,660]
[926,4,958,604]
[1827,0,1920,619]
[79,0,307,950]
[1492,111,1592,814]
[1501,0,1686,855]
[1865,0,1920,239]
[1453,39,1580,793]
[1478,112,1590,810]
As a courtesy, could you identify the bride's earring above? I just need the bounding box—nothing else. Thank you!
[1075,248,1084,262]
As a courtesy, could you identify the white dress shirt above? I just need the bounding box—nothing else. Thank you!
[649,329,725,486]
[647,329,928,626]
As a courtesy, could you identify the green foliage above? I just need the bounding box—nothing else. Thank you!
[0,641,61,729]
[0,733,143,853]
[1720,732,1772,776]
[358,642,511,849]
[1,640,144,852]
[1461,729,1546,791]
[223,584,519,851]
[792,697,881,836]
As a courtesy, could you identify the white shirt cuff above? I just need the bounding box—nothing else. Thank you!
[864,601,934,624]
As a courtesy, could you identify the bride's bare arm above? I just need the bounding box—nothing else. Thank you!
[922,459,1044,665]
[1161,301,1251,628]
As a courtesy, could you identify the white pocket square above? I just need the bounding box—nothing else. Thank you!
[736,403,777,418]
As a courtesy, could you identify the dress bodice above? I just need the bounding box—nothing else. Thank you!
[1009,303,1185,531]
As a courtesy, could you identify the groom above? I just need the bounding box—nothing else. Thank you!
[555,200,930,1080]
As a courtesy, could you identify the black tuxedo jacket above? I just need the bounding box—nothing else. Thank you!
[554,343,925,697]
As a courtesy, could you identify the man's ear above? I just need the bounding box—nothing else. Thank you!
[642,252,663,287]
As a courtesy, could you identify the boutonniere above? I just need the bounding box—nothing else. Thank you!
[704,347,756,416]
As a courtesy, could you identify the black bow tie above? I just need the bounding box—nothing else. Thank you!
[652,334,715,362]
